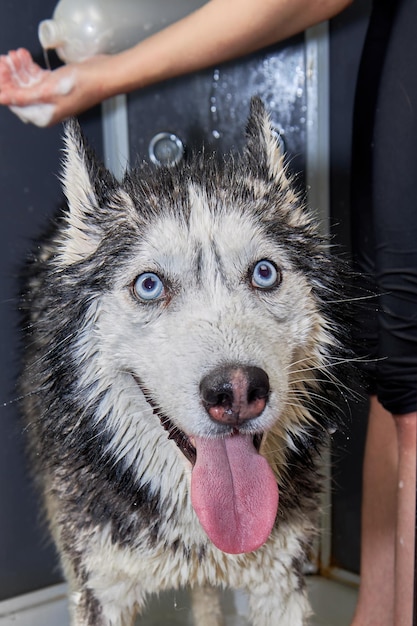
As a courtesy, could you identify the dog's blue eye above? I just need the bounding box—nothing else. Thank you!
[133,273,165,301]
[251,260,280,289]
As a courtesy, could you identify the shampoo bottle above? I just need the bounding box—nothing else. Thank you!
[39,0,206,63]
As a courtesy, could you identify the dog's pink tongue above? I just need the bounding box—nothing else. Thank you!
[191,433,278,554]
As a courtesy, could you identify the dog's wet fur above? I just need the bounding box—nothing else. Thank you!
[20,98,350,625]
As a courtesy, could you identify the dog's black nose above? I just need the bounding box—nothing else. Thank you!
[200,365,270,425]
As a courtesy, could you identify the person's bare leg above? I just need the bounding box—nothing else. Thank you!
[351,395,398,626]
[393,411,417,626]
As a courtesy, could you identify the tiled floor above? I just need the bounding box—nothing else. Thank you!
[0,576,357,625]
[137,578,358,626]
[309,577,357,626]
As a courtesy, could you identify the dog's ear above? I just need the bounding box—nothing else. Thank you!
[244,97,307,225]
[57,118,117,265]
[244,97,291,189]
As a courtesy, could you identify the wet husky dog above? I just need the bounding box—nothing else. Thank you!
[20,99,348,625]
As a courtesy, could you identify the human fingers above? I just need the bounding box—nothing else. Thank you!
[0,52,69,108]
[7,48,45,89]
[2,64,77,125]
[8,48,44,87]
[0,49,46,106]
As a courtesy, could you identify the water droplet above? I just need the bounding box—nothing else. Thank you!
[209,69,221,134]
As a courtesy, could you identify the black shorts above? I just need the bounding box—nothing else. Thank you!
[351,0,417,415]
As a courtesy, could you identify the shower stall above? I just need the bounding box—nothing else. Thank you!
[0,0,374,623]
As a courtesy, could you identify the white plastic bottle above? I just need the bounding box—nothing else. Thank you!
[39,0,207,63]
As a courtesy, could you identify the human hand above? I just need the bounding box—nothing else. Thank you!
[0,48,109,126]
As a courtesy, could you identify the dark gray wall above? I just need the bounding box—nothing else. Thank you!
[0,0,102,600]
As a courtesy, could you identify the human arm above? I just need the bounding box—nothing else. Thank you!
[0,0,352,126]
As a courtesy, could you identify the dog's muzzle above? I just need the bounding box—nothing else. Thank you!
[132,367,277,554]
[132,364,269,465]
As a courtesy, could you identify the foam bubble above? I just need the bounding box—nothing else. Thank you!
[55,74,75,96]
[9,103,55,127]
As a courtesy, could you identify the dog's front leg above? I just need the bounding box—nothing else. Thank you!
[243,538,313,626]
[190,586,225,626]
[249,588,312,626]
[68,585,138,626]
[247,584,312,626]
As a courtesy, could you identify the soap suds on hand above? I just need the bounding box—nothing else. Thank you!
[3,49,75,127]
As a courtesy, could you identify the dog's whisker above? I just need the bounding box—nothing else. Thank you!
[286,354,363,375]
